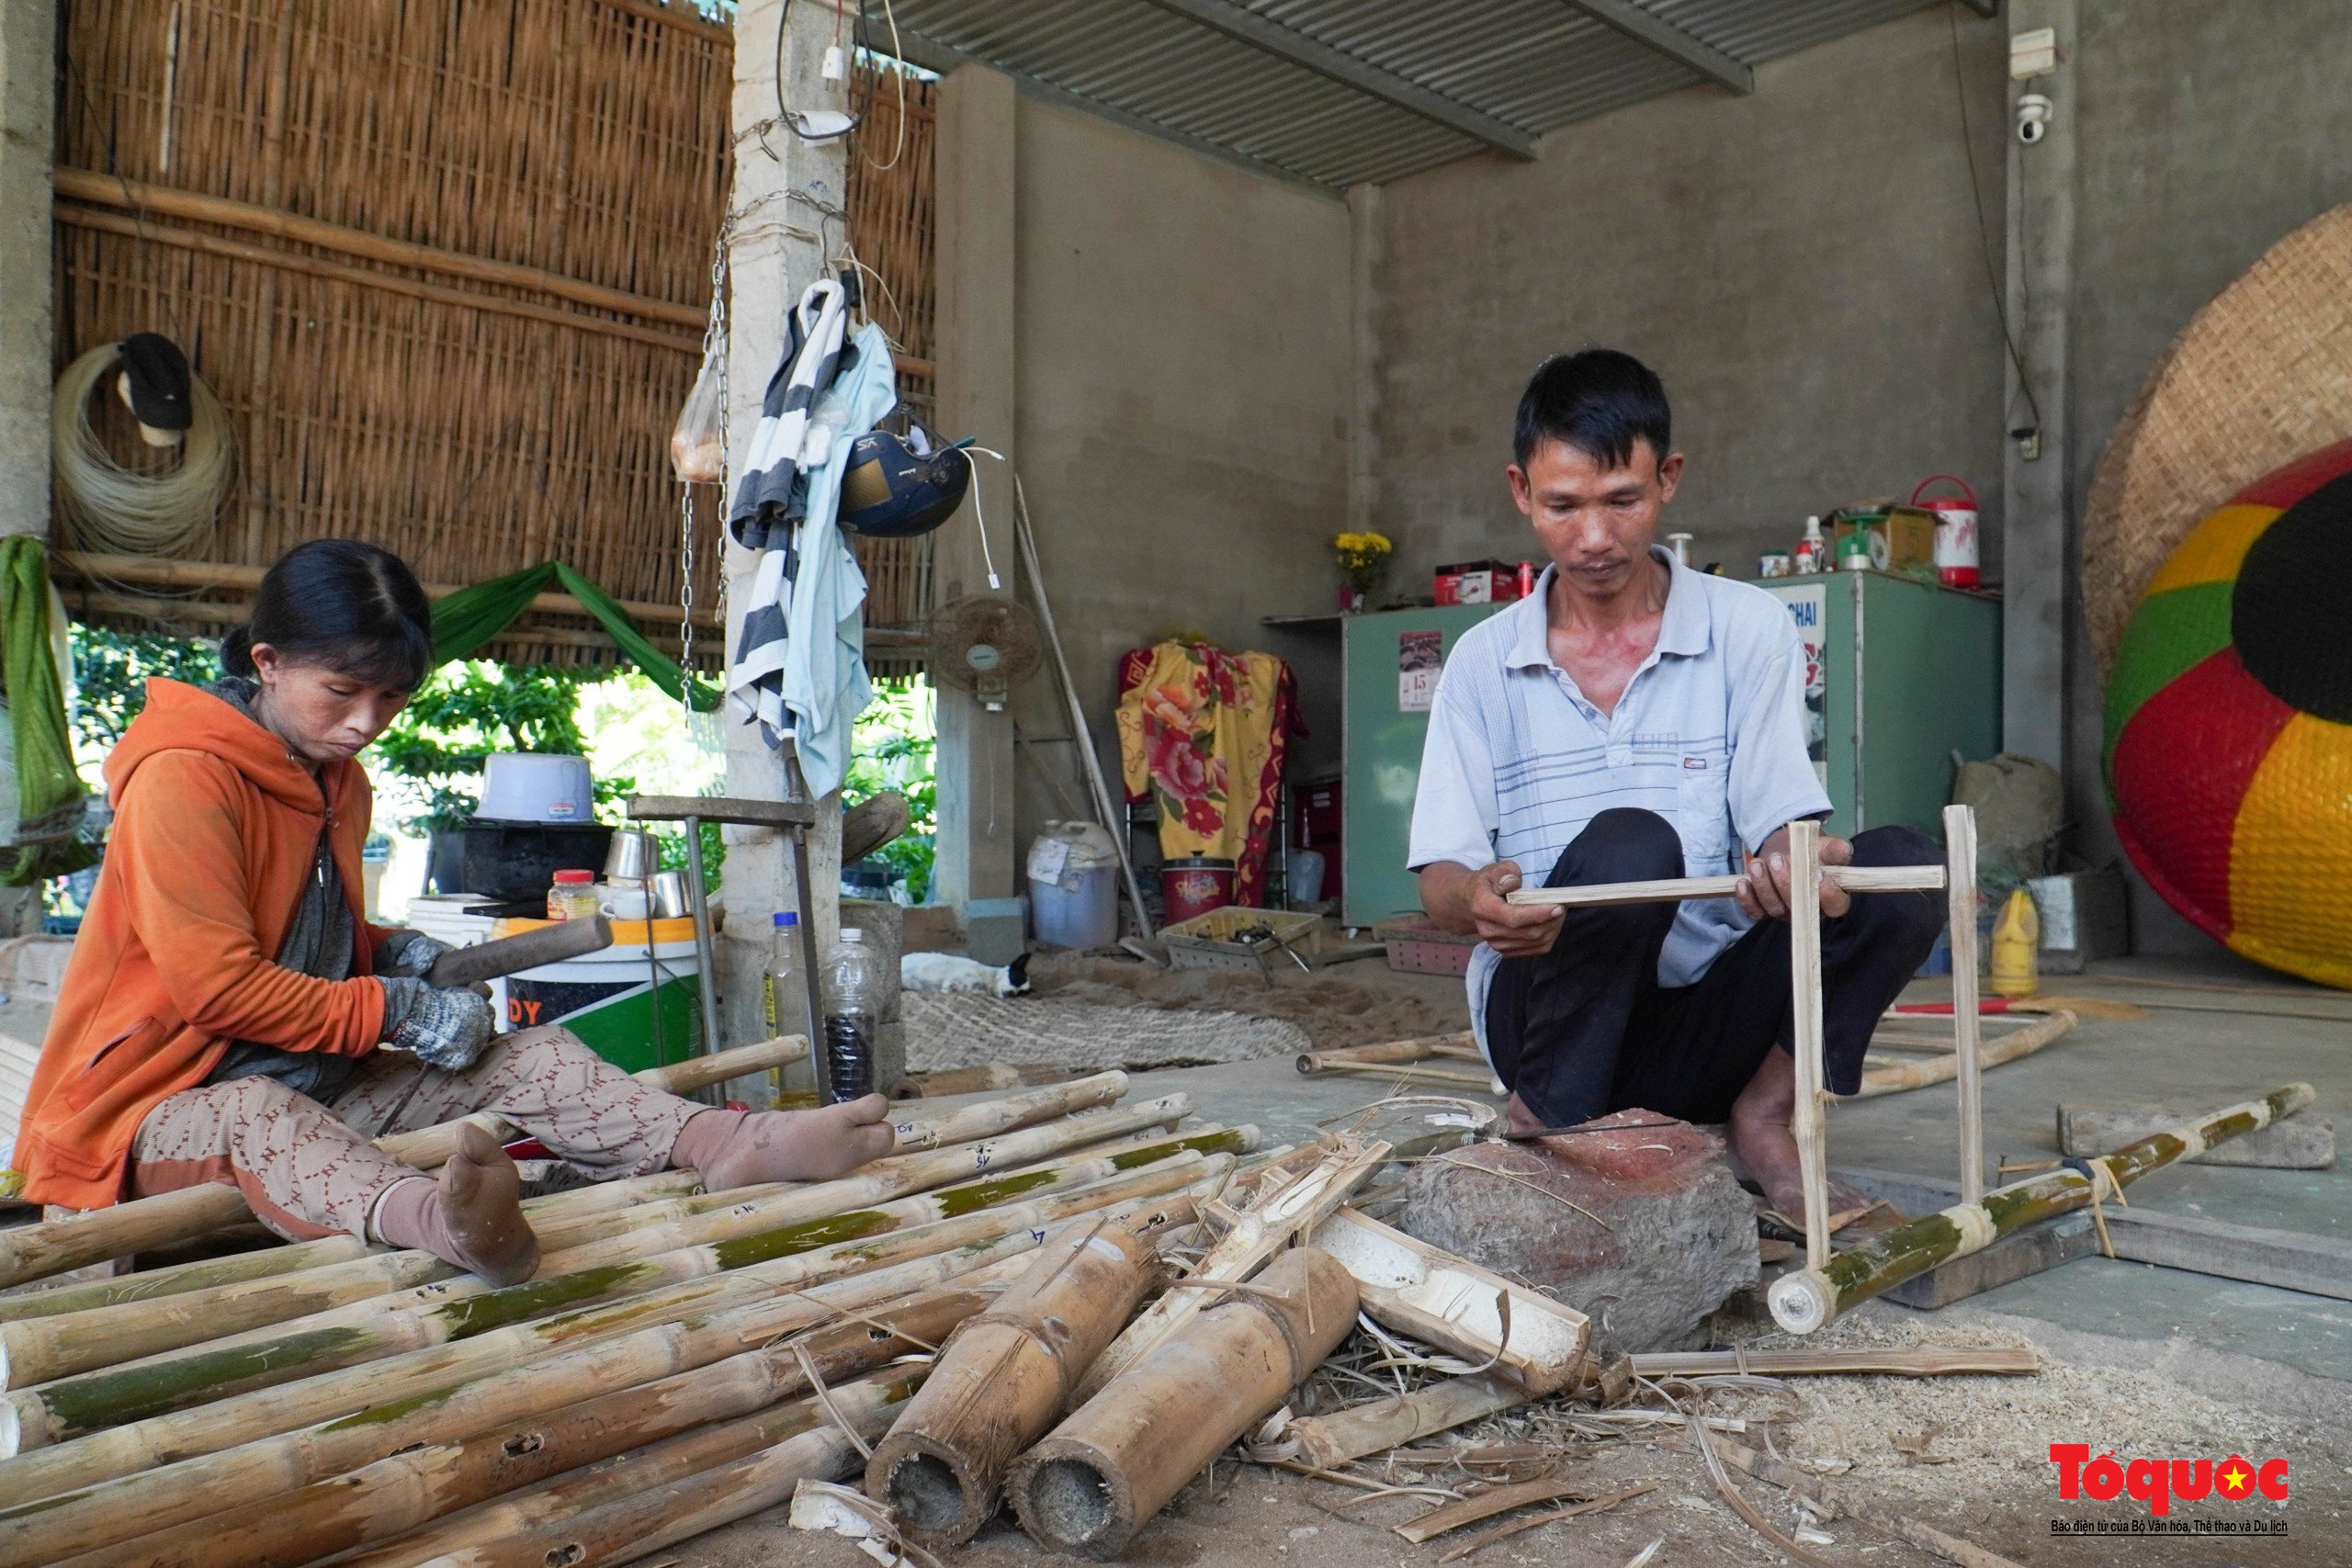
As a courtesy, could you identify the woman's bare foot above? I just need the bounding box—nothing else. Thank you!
[669,1096,898,1190]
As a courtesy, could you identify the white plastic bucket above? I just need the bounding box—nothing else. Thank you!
[1027,821,1120,949]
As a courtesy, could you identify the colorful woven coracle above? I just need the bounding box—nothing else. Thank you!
[2105,438,2352,987]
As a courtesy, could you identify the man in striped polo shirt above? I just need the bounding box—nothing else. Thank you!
[1410,351,1942,1218]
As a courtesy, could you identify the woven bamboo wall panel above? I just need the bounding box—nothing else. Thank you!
[846,69,938,666]
[54,0,730,668]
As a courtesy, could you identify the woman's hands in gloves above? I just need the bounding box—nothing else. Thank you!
[376,930,457,980]
[379,976,496,1071]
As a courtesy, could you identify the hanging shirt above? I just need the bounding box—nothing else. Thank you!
[1408,551,1831,1056]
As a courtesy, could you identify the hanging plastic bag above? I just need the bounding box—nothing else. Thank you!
[670,340,728,484]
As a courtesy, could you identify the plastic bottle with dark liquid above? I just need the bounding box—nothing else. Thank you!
[820,927,884,1102]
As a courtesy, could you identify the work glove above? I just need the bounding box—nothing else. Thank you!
[379,976,497,1072]
[375,930,455,980]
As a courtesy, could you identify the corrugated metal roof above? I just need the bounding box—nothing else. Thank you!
[872,0,1947,190]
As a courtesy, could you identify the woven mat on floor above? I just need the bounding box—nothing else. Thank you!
[901,992,1308,1073]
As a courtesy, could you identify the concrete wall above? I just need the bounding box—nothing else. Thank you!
[1369,6,2012,592]
[2061,0,2352,954]
[1006,95,1353,865]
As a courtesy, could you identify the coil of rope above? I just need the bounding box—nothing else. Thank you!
[51,341,232,556]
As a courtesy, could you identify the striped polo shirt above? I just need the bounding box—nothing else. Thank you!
[1408,550,1830,1051]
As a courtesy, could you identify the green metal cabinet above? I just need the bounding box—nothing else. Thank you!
[1337,575,2002,926]
[1757,572,2002,840]
[1340,604,1506,927]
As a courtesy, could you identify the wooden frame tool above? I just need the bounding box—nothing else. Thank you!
[1505,804,1984,1293]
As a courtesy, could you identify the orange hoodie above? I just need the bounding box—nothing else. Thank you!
[19,679,398,1210]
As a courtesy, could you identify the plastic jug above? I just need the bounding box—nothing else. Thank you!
[820,928,887,1102]
[1989,887,2041,998]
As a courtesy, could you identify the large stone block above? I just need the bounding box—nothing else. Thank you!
[1398,1111,1757,1354]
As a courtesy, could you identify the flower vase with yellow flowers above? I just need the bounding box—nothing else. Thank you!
[1331,531,1392,613]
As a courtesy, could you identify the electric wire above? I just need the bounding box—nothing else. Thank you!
[1949,2,2043,438]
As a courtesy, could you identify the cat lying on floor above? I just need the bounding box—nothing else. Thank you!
[899,951,1033,998]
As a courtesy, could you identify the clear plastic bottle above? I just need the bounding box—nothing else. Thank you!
[764,910,814,1043]
[820,927,886,1102]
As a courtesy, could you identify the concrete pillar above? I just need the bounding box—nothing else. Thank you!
[719,0,848,1077]
[2001,0,2075,776]
[930,64,1020,940]
[0,0,53,541]
[1345,183,1383,537]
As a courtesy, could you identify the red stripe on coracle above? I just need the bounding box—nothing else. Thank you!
[2229,437,2352,508]
[2109,647,2297,938]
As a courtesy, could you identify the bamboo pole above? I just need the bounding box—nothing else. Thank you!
[0,1120,1240,1392]
[3,1125,1215,1436]
[1306,1063,1500,1089]
[1944,804,1984,1203]
[1073,1136,1388,1403]
[0,1173,705,1326]
[1011,1247,1360,1558]
[1768,1085,2315,1334]
[1629,1347,2039,1378]
[0,1158,1229,1501]
[0,1242,1063,1565]
[867,1216,1161,1546]
[337,1374,917,1568]
[60,1286,991,1568]
[1505,863,1945,908]
[1787,820,1831,1272]
[1272,1373,1532,1470]
[1849,1010,2075,1099]
[888,1070,1129,1149]
[1295,1032,1481,1074]
[0,1039,810,1292]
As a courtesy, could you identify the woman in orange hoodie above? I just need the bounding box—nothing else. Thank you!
[21,540,893,1284]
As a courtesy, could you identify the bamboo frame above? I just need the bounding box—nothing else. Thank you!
[1498,811,1988,1306]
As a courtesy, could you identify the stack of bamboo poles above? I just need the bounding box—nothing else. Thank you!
[0,1065,1266,1565]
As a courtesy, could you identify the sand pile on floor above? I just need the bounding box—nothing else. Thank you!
[1027,953,1468,1050]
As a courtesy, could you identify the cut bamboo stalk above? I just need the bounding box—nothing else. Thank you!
[867,1216,1161,1547]
[336,1373,916,1568]
[1270,1373,1532,1470]
[0,1123,1240,1393]
[1295,1032,1480,1074]
[888,1063,1074,1098]
[1395,1475,1593,1543]
[1309,1209,1588,1393]
[1505,863,1945,908]
[1010,1247,1359,1558]
[1768,1085,2315,1334]
[0,1041,811,1292]
[1848,1010,2075,1098]
[1944,804,1984,1203]
[0,1172,705,1327]
[4,1127,1216,1435]
[1629,1346,2039,1378]
[888,1070,1129,1150]
[0,1242,1063,1564]
[61,1284,994,1568]
[0,1158,1228,1502]
[1309,1063,1500,1089]
[1074,1135,1388,1403]
[1787,820,1831,1272]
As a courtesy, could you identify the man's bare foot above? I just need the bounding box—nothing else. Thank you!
[1501,1092,1549,1138]
[669,1096,898,1190]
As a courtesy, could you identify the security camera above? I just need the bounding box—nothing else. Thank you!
[2016,94,2052,144]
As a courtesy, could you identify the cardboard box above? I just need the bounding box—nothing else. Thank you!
[1434,560,1527,605]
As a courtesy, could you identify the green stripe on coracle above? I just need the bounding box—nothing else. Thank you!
[2104,581,2237,777]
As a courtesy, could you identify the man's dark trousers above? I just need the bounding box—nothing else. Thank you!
[1483,807,1945,1127]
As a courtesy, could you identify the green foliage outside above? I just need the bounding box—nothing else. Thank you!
[844,678,936,902]
[67,626,222,787]
[374,661,633,836]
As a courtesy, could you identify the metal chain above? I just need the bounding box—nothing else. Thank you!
[681,228,731,724]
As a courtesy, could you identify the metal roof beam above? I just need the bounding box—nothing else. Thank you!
[1132,0,1539,161]
[877,27,1345,199]
[1559,0,1754,94]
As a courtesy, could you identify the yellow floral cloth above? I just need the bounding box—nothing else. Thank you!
[1116,641,1297,908]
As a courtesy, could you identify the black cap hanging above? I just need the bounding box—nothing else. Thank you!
[115,333,193,446]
